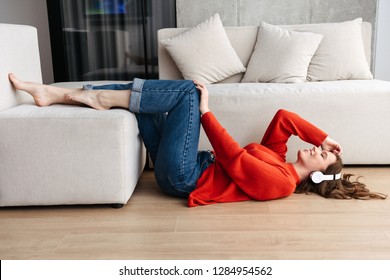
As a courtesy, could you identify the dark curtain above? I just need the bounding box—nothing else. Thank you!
[54,0,175,81]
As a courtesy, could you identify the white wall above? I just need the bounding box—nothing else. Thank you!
[374,0,390,81]
[177,0,377,27]
[0,0,54,83]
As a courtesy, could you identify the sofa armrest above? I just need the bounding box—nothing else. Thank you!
[0,24,42,112]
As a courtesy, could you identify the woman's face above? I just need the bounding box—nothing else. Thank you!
[297,146,338,172]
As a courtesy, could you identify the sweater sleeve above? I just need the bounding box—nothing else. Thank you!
[260,109,328,161]
[201,111,244,165]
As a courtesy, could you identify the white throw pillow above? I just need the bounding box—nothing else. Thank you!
[242,22,323,83]
[284,18,373,81]
[161,13,246,84]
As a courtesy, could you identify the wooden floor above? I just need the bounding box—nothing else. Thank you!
[1,167,389,260]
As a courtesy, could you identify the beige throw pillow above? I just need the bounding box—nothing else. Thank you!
[284,18,373,81]
[242,22,323,83]
[161,14,246,84]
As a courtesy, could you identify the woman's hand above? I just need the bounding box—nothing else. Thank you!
[321,136,343,155]
[194,80,210,115]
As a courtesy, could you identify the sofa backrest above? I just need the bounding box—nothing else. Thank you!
[158,22,372,83]
[0,23,41,112]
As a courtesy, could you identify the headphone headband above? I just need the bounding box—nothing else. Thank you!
[310,171,341,184]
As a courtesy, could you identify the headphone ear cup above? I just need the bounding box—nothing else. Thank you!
[310,171,324,184]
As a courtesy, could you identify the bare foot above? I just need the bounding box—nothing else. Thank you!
[8,73,81,106]
[65,90,111,110]
[66,89,131,110]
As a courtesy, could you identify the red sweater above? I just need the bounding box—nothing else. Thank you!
[188,109,328,207]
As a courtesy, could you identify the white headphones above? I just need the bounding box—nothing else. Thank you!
[310,171,341,184]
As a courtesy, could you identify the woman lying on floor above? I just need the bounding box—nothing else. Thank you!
[9,73,387,206]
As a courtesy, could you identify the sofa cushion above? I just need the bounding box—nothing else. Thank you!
[161,13,246,84]
[242,22,323,83]
[283,18,373,81]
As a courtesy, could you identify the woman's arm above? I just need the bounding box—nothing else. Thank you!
[260,109,334,160]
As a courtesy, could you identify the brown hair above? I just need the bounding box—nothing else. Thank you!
[295,156,387,200]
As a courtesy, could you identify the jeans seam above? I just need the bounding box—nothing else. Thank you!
[180,89,194,178]
[167,173,196,194]
[140,80,194,94]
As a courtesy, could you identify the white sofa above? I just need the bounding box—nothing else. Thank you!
[158,20,390,164]
[0,24,146,207]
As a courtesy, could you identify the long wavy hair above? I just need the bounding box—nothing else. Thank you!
[295,156,387,200]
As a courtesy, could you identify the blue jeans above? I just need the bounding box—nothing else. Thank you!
[84,79,214,198]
